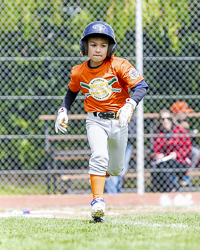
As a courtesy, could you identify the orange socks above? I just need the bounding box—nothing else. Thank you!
[90,174,105,200]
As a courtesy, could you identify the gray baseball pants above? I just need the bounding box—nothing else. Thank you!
[86,112,128,176]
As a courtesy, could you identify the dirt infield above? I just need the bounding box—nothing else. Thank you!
[0,192,200,210]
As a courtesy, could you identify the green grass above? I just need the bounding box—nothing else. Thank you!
[0,183,90,195]
[0,185,48,195]
[0,212,200,250]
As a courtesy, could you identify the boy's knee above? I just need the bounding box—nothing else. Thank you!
[88,153,108,175]
[108,167,124,176]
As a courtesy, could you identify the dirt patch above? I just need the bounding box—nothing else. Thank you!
[0,193,200,210]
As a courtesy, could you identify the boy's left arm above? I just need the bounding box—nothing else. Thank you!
[117,81,148,127]
[129,80,148,104]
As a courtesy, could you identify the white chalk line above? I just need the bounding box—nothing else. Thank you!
[0,209,121,218]
[0,210,199,230]
[110,219,200,230]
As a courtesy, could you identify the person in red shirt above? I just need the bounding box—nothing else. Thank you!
[152,109,192,192]
[54,21,148,222]
[170,101,200,170]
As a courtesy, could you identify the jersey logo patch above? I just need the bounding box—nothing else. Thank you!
[129,68,139,79]
[80,77,121,101]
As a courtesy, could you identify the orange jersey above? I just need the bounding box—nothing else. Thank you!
[68,56,144,112]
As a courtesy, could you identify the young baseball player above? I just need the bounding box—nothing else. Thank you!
[55,21,148,222]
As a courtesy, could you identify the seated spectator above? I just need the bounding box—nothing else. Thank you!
[171,101,200,170]
[152,109,192,192]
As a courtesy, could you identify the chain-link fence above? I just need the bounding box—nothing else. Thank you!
[0,0,200,194]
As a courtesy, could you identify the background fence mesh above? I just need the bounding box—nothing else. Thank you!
[0,0,199,194]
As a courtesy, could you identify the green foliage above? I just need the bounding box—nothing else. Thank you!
[0,0,63,33]
[0,0,198,170]
[103,0,191,51]
[0,0,193,53]
[69,9,93,39]
[106,0,136,41]
[143,0,190,52]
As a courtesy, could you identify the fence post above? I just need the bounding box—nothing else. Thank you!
[136,0,144,194]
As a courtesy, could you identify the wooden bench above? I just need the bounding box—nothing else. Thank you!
[60,170,200,181]
[39,112,200,194]
[59,170,200,193]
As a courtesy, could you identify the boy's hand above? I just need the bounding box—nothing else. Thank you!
[117,99,136,127]
[55,107,68,133]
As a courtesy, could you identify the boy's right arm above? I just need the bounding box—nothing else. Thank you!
[55,88,79,133]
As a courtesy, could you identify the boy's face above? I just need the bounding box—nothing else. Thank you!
[88,37,109,67]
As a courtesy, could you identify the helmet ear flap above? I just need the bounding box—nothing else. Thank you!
[80,40,88,56]
[107,42,116,58]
